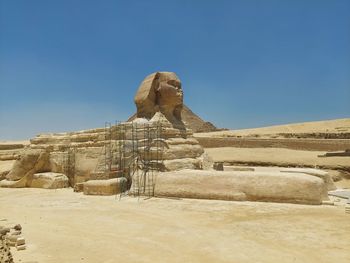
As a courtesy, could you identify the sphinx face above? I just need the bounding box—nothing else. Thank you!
[134,72,184,124]
[157,79,183,109]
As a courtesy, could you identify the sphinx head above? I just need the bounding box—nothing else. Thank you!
[134,72,183,124]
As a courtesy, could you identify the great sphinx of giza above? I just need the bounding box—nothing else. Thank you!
[0,71,211,189]
[0,71,330,205]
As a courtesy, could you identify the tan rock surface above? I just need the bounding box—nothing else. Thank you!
[0,160,15,180]
[0,176,28,188]
[153,170,328,205]
[163,158,202,171]
[279,168,336,191]
[0,140,29,148]
[6,149,50,182]
[83,177,127,195]
[30,172,69,189]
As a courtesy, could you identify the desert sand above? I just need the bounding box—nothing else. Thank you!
[1,188,350,263]
[196,118,350,137]
[1,116,350,262]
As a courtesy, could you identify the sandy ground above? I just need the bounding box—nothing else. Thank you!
[0,188,349,263]
[205,147,350,168]
[196,118,350,137]
[1,120,350,262]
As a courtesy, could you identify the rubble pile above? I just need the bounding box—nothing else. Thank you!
[0,223,26,263]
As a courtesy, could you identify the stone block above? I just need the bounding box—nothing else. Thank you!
[83,177,127,196]
[31,172,69,189]
[154,170,328,205]
[16,244,26,251]
[16,237,25,246]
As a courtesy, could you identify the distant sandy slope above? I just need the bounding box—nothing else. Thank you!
[1,188,349,263]
[205,147,350,169]
[205,147,350,188]
[0,140,29,145]
[196,118,350,137]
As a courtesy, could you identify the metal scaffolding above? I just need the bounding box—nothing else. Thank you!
[63,146,76,187]
[129,122,164,198]
[92,121,164,198]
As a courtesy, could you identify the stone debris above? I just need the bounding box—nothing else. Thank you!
[213,162,224,171]
[0,238,14,263]
[16,237,25,246]
[15,244,26,251]
[13,225,21,231]
[0,223,26,263]
[74,182,84,192]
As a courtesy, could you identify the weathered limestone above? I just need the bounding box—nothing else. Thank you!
[6,149,50,182]
[0,149,21,161]
[30,172,69,189]
[83,177,127,195]
[153,170,328,205]
[0,149,51,188]
[131,116,208,170]
[0,161,14,181]
[0,172,69,189]
[0,177,27,188]
[163,158,202,171]
[280,168,336,191]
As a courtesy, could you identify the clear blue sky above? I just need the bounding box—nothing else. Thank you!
[1,0,349,140]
